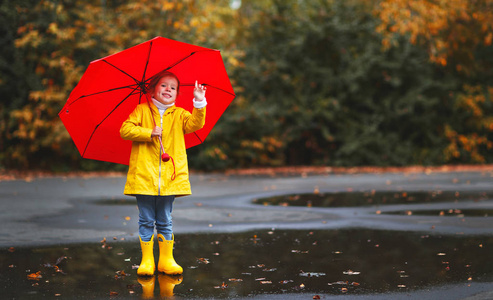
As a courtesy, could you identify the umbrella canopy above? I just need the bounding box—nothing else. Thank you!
[59,37,235,165]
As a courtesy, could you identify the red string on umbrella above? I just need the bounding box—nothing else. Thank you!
[144,93,176,181]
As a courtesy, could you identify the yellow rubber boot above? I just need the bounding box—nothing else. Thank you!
[137,235,155,276]
[157,234,183,275]
[137,276,155,299]
[158,274,183,298]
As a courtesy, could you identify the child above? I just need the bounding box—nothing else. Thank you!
[120,70,206,276]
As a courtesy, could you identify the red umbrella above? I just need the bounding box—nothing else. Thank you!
[59,37,235,165]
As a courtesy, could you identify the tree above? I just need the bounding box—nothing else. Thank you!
[3,0,236,170]
[195,0,452,168]
[375,0,493,163]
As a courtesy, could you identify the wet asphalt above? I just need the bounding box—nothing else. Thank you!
[1,170,493,299]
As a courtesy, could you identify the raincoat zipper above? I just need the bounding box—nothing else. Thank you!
[158,114,163,195]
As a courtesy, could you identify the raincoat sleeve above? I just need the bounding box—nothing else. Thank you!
[183,107,206,134]
[120,105,153,142]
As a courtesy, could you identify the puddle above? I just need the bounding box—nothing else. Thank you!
[253,191,493,207]
[2,229,493,298]
[385,209,493,217]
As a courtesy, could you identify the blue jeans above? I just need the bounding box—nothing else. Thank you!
[136,195,175,242]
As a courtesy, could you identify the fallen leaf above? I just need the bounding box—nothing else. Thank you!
[27,271,42,280]
[197,258,210,264]
[328,281,349,286]
[313,295,321,300]
[214,282,228,289]
[115,270,128,279]
[280,280,293,284]
[313,186,320,194]
[343,270,361,275]
[300,271,326,277]
[55,256,67,265]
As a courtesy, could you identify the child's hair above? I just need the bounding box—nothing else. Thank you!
[146,70,180,95]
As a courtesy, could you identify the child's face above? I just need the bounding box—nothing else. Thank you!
[153,76,178,105]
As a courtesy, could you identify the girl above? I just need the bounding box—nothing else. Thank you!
[120,70,206,276]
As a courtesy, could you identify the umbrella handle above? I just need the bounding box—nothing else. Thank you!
[145,92,170,162]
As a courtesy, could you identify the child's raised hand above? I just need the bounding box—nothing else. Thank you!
[193,80,206,101]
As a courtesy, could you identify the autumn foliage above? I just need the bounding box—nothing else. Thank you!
[1,0,493,170]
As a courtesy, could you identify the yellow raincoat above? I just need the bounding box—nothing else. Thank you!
[120,102,205,197]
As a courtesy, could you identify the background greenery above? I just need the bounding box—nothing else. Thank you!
[1,0,493,171]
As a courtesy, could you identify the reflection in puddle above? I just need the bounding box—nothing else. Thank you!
[2,230,492,298]
[254,191,493,207]
[385,209,493,217]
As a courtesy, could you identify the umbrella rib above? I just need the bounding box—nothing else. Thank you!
[141,40,153,85]
[165,49,215,71]
[81,86,139,158]
[68,84,138,107]
[102,59,140,85]
[193,132,203,144]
